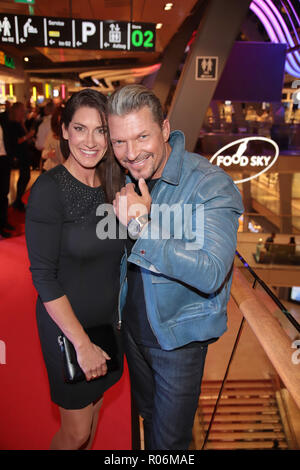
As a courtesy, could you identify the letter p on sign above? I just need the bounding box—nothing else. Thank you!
[82,22,96,43]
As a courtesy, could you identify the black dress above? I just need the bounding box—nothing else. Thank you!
[25,165,125,409]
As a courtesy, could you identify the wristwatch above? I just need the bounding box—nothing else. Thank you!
[127,214,150,239]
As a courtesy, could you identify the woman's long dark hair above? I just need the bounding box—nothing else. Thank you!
[60,88,124,203]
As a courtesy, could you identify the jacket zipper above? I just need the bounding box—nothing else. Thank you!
[117,248,128,330]
[117,276,126,330]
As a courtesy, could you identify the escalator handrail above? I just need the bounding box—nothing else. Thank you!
[235,250,300,334]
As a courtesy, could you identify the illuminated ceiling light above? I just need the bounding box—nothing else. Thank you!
[45,83,51,98]
[156,23,163,29]
[164,3,173,11]
[61,84,66,100]
[24,57,29,62]
[32,86,37,102]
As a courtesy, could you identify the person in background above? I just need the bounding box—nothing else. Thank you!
[25,89,126,450]
[35,101,55,153]
[0,101,14,237]
[41,106,65,171]
[9,102,35,212]
[0,100,11,126]
[0,121,12,238]
[25,104,41,133]
[25,104,43,170]
[265,232,276,251]
[108,85,244,450]
[288,236,296,256]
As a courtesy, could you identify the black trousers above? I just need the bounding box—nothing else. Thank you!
[0,155,11,228]
[14,155,30,204]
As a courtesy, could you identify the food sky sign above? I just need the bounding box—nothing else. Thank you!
[0,14,155,52]
[210,137,279,184]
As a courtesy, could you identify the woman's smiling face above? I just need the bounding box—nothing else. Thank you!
[62,106,108,170]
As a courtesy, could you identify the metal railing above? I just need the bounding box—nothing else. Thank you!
[201,249,300,450]
[235,250,300,334]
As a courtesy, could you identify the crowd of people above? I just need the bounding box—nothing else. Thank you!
[0,99,64,238]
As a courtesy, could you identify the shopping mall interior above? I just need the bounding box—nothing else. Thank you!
[0,0,300,451]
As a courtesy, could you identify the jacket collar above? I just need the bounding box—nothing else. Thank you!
[160,130,185,186]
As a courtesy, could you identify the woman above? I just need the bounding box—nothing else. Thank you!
[25,89,125,450]
[41,105,64,171]
[9,102,35,211]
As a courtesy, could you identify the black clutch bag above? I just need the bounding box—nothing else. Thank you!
[57,324,120,384]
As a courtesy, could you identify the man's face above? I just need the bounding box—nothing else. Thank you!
[108,106,171,181]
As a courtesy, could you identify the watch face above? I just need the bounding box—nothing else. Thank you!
[137,214,149,225]
[128,218,140,238]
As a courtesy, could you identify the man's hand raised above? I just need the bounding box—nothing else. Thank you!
[113,178,152,227]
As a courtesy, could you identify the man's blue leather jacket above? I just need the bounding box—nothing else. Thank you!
[126,130,244,350]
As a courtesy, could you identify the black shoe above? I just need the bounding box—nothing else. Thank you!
[4,223,15,231]
[0,228,12,238]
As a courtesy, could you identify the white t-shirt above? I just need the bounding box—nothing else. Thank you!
[41,131,64,171]
[35,115,52,151]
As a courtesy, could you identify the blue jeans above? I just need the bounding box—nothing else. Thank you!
[123,327,208,450]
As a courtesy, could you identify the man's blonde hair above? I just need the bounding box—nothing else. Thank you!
[107,84,164,128]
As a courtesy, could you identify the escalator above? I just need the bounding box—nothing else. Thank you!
[194,379,289,449]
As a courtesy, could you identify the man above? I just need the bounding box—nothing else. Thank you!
[9,102,35,212]
[265,232,276,251]
[0,102,14,238]
[107,85,244,450]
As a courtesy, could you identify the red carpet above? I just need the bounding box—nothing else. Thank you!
[0,220,132,449]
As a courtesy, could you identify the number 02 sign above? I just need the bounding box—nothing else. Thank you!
[131,25,154,49]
